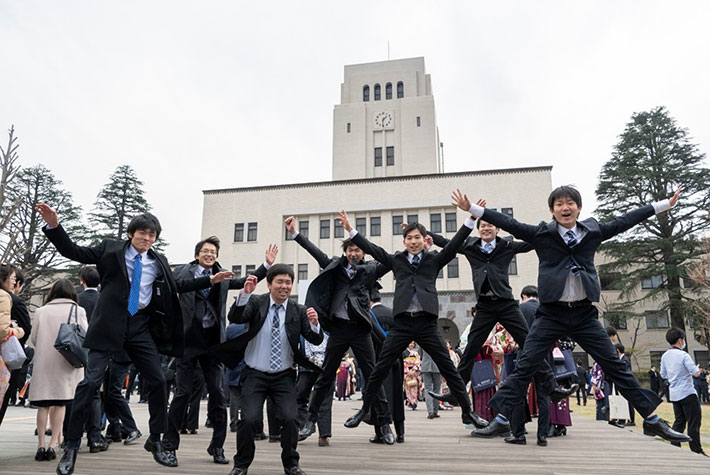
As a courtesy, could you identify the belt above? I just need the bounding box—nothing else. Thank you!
[399,311,431,318]
[552,299,592,308]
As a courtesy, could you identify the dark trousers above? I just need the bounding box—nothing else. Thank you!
[165,351,226,450]
[536,390,550,439]
[0,369,23,425]
[576,384,587,405]
[104,361,138,436]
[228,387,268,436]
[381,357,405,436]
[65,313,167,448]
[308,319,391,425]
[86,390,103,443]
[181,373,204,431]
[235,367,299,470]
[363,313,470,413]
[489,304,662,419]
[670,393,703,453]
[296,371,333,437]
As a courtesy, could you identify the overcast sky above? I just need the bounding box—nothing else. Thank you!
[2,1,708,262]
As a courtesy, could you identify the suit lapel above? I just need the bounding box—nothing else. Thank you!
[116,241,130,285]
[547,220,568,247]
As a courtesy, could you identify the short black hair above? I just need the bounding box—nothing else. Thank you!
[195,236,220,257]
[615,342,625,354]
[45,278,79,304]
[476,218,498,230]
[605,326,618,337]
[521,285,538,299]
[79,266,100,288]
[402,222,427,239]
[11,265,24,287]
[127,213,162,239]
[341,239,360,252]
[665,327,686,345]
[266,263,294,284]
[548,185,582,210]
[0,263,14,285]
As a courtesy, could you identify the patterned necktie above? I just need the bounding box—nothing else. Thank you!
[269,304,283,371]
[127,254,142,316]
[411,254,420,271]
[483,242,494,254]
[345,265,355,279]
[565,230,578,247]
[200,268,211,298]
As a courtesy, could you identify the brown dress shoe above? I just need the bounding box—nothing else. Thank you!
[318,437,330,447]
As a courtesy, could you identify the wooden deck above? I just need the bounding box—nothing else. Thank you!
[1,397,708,474]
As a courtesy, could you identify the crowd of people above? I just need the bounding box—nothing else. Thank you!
[0,184,705,475]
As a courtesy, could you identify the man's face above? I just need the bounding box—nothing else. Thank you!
[345,245,365,265]
[478,221,498,242]
[403,229,425,255]
[551,196,581,229]
[129,229,157,254]
[196,242,218,268]
[267,274,293,303]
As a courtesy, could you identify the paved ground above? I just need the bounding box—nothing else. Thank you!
[1,396,709,474]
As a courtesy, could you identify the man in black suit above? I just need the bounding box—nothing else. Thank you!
[164,237,277,465]
[337,194,489,431]
[426,215,576,444]
[212,265,324,475]
[648,366,661,396]
[283,217,394,444]
[36,203,234,475]
[462,186,690,443]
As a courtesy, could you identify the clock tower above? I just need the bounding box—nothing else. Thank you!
[332,57,442,180]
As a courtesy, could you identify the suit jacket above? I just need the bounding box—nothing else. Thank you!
[430,233,532,300]
[173,259,267,359]
[42,224,211,356]
[10,292,32,346]
[369,302,394,350]
[295,233,388,334]
[480,205,656,303]
[212,293,324,371]
[78,288,100,324]
[519,299,540,329]
[351,224,472,316]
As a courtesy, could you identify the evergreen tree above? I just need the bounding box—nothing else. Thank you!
[596,106,710,332]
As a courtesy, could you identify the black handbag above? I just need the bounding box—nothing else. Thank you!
[53,304,88,368]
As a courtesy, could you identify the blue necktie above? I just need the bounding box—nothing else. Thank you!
[565,230,578,247]
[200,268,211,298]
[483,242,494,254]
[127,254,142,316]
[269,304,283,371]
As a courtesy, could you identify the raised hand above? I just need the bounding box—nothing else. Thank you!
[337,210,353,232]
[451,189,472,212]
[284,216,297,235]
[306,307,319,326]
[210,270,235,284]
[265,244,279,265]
[243,275,258,294]
[35,203,59,228]
[669,187,682,207]
[475,198,487,208]
[424,235,433,250]
[401,222,408,230]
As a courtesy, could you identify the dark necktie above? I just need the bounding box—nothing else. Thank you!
[345,265,355,279]
[200,268,211,298]
[565,230,578,247]
[127,254,142,316]
[411,254,420,271]
[269,304,283,371]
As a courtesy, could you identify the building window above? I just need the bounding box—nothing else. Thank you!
[448,258,459,278]
[645,310,669,329]
[386,146,394,166]
[445,212,457,232]
[363,85,370,102]
[392,215,403,235]
[650,351,665,369]
[407,214,418,225]
[430,213,442,233]
[502,207,514,218]
[385,82,392,99]
[356,217,366,236]
[437,268,443,279]
[603,312,628,330]
[245,265,256,275]
[397,81,404,98]
[416,116,421,127]
[233,223,244,242]
[374,83,381,101]
[232,265,242,279]
[320,219,330,239]
[298,264,308,282]
[247,222,257,241]
[299,220,309,239]
[508,256,518,275]
[600,272,623,291]
[641,275,663,289]
[334,219,344,238]
[374,147,383,167]
[370,217,381,236]
[346,122,351,133]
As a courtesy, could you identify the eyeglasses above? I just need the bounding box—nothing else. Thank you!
[199,249,218,255]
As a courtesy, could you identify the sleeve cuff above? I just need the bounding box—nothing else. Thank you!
[291,231,299,239]
[236,291,252,306]
[263,261,271,269]
[45,224,58,230]
[468,204,485,219]
[310,322,321,333]
[652,199,672,214]
[348,229,358,238]
[464,217,476,229]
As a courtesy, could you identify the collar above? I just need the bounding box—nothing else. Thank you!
[126,244,149,261]
[480,238,497,250]
[557,222,581,239]
[269,295,288,312]
[407,251,423,261]
[84,287,99,292]
[197,264,210,274]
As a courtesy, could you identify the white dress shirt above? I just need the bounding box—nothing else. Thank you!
[125,245,157,310]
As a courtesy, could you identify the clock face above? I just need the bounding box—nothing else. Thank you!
[374,111,393,129]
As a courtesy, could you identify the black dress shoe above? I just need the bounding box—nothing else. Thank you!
[462,410,489,429]
[643,418,692,443]
[380,424,395,445]
[369,435,384,444]
[471,418,510,438]
[124,430,142,445]
[56,447,78,475]
[537,436,548,447]
[298,420,316,441]
[504,434,527,445]
[89,439,109,453]
[207,446,229,464]
[34,447,46,461]
[143,439,178,467]
[254,432,268,441]
[46,447,57,460]
[428,390,458,406]
[344,408,370,428]
[229,466,248,475]
[550,384,578,404]
[179,428,187,435]
[284,466,307,475]
[396,433,405,443]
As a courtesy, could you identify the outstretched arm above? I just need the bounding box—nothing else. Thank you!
[434,190,476,268]
[599,187,682,241]
[451,191,538,242]
[37,203,105,264]
[286,216,332,269]
[339,210,393,269]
